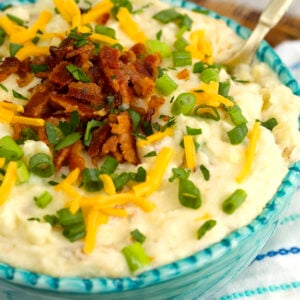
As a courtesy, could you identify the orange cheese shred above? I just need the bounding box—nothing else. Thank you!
[0,161,18,206]
[183,135,196,170]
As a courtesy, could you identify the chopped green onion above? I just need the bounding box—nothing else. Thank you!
[45,122,63,145]
[100,156,119,174]
[194,105,220,121]
[9,43,23,57]
[261,118,278,131]
[227,105,247,126]
[16,160,30,184]
[218,81,231,97]
[172,51,192,67]
[84,120,103,146]
[178,178,201,209]
[222,189,247,214]
[145,39,172,58]
[193,61,207,73]
[130,229,146,243]
[227,123,248,145]
[95,25,116,39]
[0,83,8,92]
[173,37,189,51]
[128,109,142,132]
[156,29,162,40]
[169,167,190,182]
[57,208,84,227]
[171,92,196,115]
[0,136,23,161]
[58,111,80,135]
[132,166,146,182]
[66,64,90,82]
[63,223,86,242]
[34,191,52,209]
[113,172,131,191]
[0,27,6,47]
[12,89,27,100]
[186,126,202,135]
[29,153,55,178]
[30,64,49,74]
[144,151,157,158]
[153,9,181,23]
[21,128,38,141]
[43,214,59,226]
[82,168,103,192]
[197,219,216,239]
[178,14,193,31]
[54,132,81,151]
[155,73,178,96]
[122,242,150,273]
[199,164,210,181]
[200,68,219,83]
[6,13,26,27]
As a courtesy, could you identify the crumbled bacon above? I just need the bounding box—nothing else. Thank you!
[5,33,163,170]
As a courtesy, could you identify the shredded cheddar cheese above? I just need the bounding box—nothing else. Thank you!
[236,121,261,183]
[10,11,52,44]
[0,161,18,206]
[10,116,45,127]
[0,16,25,36]
[99,173,116,195]
[81,0,113,24]
[0,102,24,113]
[186,30,213,64]
[89,33,118,45]
[83,208,100,254]
[137,128,173,147]
[116,7,147,43]
[53,0,81,28]
[15,43,50,61]
[183,135,196,170]
[0,158,5,169]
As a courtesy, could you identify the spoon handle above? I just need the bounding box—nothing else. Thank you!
[260,0,294,28]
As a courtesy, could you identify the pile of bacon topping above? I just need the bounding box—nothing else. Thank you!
[0,33,165,171]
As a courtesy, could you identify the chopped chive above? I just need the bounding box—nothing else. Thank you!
[222,189,247,214]
[169,167,191,182]
[9,43,23,57]
[227,123,248,145]
[122,242,150,273]
[133,166,146,182]
[178,178,201,209]
[155,73,178,96]
[144,151,157,157]
[34,191,52,209]
[29,153,55,178]
[197,219,216,239]
[66,64,90,82]
[100,156,119,174]
[82,168,103,192]
[6,13,26,27]
[199,164,210,181]
[261,118,278,131]
[200,68,219,83]
[130,229,146,243]
[186,126,202,136]
[0,136,23,161]
[171,92,196,115]
[12,89,28,100]
[94,25,116,39]
[172,51,192,67]
[54,132,81,151]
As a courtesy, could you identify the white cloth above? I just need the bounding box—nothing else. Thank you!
[214,41,300,300]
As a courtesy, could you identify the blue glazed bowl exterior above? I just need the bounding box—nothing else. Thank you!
[0,1,299,299]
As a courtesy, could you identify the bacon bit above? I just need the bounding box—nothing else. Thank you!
[147,95,165,116]
[69,141,86,171]
[48,61,74,87]
[67,82,103,105]
[54,147,70,170]
[0,57,20,82]
[176,68,190,80]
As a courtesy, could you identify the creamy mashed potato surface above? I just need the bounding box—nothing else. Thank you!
[0,0,299,277]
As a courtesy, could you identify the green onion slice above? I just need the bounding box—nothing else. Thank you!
[66,64,91,82]
[171,92,196,115]
[16,160,30,184]
[122,242,150,273]
[130,229,146,244]
[54,132,81,151]
[34,191,52,209]
[82,168,103,192]
[261,118,278,131]
[155,73,178,96]
[100,156,119,174]
[95,25,116,39]
[227,123,248,145]
[178,178,201,209]
[197,219,217,239]
[0,136,23,161]
[199,164,210,181]
[186,126,202,136]
[227,105,247,126]
[200,68,219,83]
[29,153,55,178]
[194,105,220,121]
[84,120,103,147]
[145,39,172,58]
[172,51,192,67]
[222,189,247,214]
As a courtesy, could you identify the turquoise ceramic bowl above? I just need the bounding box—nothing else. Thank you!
[0,1,299,299]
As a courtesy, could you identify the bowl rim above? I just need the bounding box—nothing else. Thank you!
[0,0,300,294]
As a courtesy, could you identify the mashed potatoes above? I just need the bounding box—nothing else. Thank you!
[0,0,299,277]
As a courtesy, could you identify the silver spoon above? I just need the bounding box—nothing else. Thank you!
[223,0,294,71]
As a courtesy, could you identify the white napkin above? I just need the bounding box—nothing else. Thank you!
[214,41,300,300]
